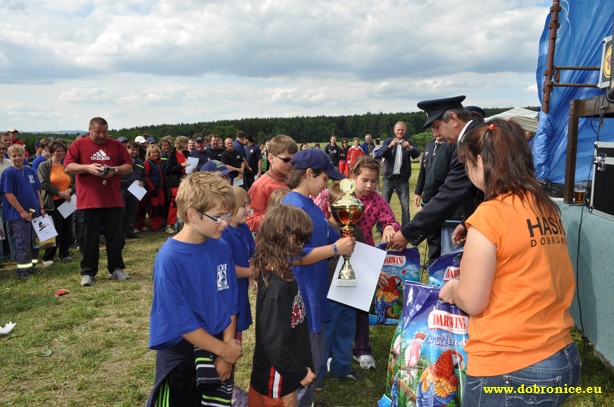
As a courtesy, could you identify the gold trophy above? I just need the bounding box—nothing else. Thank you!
[331,179,364,287]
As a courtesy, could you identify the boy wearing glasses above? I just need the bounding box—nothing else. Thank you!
[247,134,298,232]
[147,172,242,407]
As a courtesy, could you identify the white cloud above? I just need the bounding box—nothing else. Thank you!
[0,0,551,131]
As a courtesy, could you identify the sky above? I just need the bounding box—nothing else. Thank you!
[0,0,553,132]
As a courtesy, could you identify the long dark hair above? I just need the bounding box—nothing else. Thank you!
[252,205,313,285]
[458,118,559,218]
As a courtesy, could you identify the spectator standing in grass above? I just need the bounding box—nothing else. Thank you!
[120,141,145,239]
[0,143,11,264]
[146,172,241,407]
[221,138,245,186]
[207,135,224,161]
[361,133,375,156]
[346,137,365,176]
[38,140,74,266]
[337,139,350,177]
[243,134,262,190]
[376,121,420,226]
[1,144,44,278]
[165,136,189,233]
[144,145,166,232]
[248,204,316,406]
[64,117,132,287]
[31,138,52,170]
[189,135,212,172]
[324,136,341,169]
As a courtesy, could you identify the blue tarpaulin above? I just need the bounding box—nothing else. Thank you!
[534,1,614,183]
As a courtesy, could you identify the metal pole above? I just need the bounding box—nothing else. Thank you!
[542,0,562,114]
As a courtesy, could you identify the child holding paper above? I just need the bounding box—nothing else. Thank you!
[1,144,45,278]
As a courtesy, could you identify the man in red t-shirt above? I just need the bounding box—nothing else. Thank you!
[64,117,133,287]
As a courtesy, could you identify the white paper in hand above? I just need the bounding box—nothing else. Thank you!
[185,157,199,174]
[128,180,147,201]
[327,242,387,311]
[57,194,77,219]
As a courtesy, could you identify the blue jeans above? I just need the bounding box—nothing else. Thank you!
[318,300,356,379]
[382,176,410,226]
[463,342,581,407]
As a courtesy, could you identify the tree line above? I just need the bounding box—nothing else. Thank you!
[16,107,537,153]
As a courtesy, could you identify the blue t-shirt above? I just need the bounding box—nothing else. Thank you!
[222,224,255,332]
[149,237,239,350]
[282,191,339,333]
[32,155,46,171]
[1,166,42,221]
[233,140,246,160]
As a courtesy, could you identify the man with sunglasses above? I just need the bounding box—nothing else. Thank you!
[247,134,298,232]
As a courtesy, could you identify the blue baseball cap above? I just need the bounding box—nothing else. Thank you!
[146,137,156,144]
[200,160,233,176]
[117,136,128,143]
[291,148,345,180]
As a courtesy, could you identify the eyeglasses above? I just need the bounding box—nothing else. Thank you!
[199,211,231,224]
[272,153,292,163]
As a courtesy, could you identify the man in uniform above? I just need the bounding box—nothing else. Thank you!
[390,96,482,250]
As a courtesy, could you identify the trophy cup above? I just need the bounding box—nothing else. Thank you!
[331,179,364,287]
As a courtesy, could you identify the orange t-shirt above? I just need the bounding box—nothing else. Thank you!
[464,193,575,377]
[50,165,72,200]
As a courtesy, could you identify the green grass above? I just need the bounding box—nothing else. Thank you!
[0,162,612,406]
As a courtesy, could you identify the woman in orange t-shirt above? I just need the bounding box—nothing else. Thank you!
[439,119,580,407]
[38,140,75,265]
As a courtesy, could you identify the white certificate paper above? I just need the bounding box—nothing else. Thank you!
[31,214,58,241]
[185,157,199,174]
[327,242,387,311]
[57,194,77,219]
[128,180,147,201]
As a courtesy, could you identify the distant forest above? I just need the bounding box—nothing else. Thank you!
[17,107,538,152]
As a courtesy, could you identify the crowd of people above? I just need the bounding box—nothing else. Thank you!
[2,98,580,406]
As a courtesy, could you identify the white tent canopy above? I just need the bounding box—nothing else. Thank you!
[486,107,539,132]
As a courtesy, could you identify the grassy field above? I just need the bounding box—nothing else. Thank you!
[0,163,612,406]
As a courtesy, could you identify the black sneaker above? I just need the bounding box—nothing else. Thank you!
[16,271,32,279]
[314,378,324,392]
[337,371,363,382]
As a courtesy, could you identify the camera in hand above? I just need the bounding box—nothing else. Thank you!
[99,165,111,176]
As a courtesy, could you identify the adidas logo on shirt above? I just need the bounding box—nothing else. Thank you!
[90,150,111,161]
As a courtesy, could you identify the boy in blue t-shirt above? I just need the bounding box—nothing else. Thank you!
[1,144,44,278]
[146,172,242,407]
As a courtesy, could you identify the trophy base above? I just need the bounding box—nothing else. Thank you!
[336,279,357,287]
